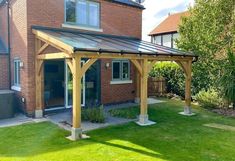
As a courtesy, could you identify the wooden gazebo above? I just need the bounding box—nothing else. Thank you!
[33,26,198,140]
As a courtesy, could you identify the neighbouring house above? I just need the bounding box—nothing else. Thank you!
[0,0,197,140]
[149,11,189,48]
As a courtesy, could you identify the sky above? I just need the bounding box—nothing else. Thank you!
[142,0,195,41]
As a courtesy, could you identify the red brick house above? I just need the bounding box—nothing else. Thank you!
[0,0,145,116]
[149,11,189,48]
[0,0,197,140]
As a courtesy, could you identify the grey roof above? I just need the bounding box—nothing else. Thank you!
[32,26,196,58]
[0,38,7,54]
[112,0,145,9]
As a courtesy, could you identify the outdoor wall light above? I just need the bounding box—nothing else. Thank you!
[19,61,24,68]
[105,63,110,69]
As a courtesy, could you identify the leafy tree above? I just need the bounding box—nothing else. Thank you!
[177,0,235,95]
[219,47,235,109]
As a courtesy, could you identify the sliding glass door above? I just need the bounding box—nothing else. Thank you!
[65,61,85,108]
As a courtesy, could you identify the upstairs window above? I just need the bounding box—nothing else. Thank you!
[65,0,100,28]
[112,60,130,81]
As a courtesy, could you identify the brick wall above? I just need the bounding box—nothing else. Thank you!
[101,59,136,104]
[9,0,29,113]
[9,0,142,114]
[0,54,9,89]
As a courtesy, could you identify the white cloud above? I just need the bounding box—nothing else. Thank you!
[142,0,195,41]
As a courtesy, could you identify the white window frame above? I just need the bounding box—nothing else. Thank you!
[12,59,21,91]
[112,60,131,81]
[64,0,100,29]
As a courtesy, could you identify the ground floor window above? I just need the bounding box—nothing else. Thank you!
[13,59,21,87]
[112,60,130,81]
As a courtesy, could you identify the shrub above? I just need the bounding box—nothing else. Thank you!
[109,106,139,119]
[82,105,105,123]
[196,89,222,109]
[149,62,185,97]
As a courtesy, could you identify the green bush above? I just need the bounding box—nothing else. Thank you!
[82,105,105,123]
[196,89,222,109]
[109,106,139,119]
[149,62,185,97]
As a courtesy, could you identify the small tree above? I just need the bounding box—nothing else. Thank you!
[177,0,235,95]
[219,48,235,109]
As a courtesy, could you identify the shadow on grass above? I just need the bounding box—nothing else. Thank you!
[0,99,235,161]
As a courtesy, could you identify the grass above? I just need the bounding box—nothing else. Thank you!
[0,99,235,161]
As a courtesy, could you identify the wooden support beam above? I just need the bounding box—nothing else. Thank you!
[72,55,82,129]
[37,42,49,55]
[175,61,188,76]
[37,52,72,60]
[137,59,156,125]
[148,60,157,73]
[185,61,192,108]
[76,52,194,61]
[81,58,97,76]
[135,72,140,103]
[66,59,74,75]
[35,39,44,118]
[130,59,142,76]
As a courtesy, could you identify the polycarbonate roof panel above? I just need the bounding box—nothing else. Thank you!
[32,26,196,57]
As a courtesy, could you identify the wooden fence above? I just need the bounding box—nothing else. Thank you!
[148,77,166,96]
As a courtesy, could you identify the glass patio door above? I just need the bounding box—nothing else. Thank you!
[65,61,85,108]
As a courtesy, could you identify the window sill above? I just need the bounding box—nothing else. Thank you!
[62,24,103,32]
[11,86,21,92]
[110,80,133,85]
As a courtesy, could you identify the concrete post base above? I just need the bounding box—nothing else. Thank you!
[179,106,196,116]
[67,127,83,141]
[135,97,140,104]
[35,110,43,118]
[136,114,156,126]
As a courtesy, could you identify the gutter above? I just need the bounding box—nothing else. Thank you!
[6,0,11,89]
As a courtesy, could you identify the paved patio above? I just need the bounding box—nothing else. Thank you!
[0,113,47,128]
[46,110,136,132]
[0,97,163,131]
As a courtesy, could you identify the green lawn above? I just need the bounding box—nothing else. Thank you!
[1,99,235,161]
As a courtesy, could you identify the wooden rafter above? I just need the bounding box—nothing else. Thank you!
[33,29,74,54]
[37,52,72,60]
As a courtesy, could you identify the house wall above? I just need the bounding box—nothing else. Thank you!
[101,59,136,104]
[9,0,142,115]
[9,0,29,113]
[0,54,9,89]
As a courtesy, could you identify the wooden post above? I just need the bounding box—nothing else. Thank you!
[135,72,140,103]
[184,61,192,114]
[179,60,194,116]
[35,39,44,118]
[70,55,82,140]
[137,59,156,126]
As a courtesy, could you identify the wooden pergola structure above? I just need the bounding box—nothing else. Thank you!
[33,26,198,141]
